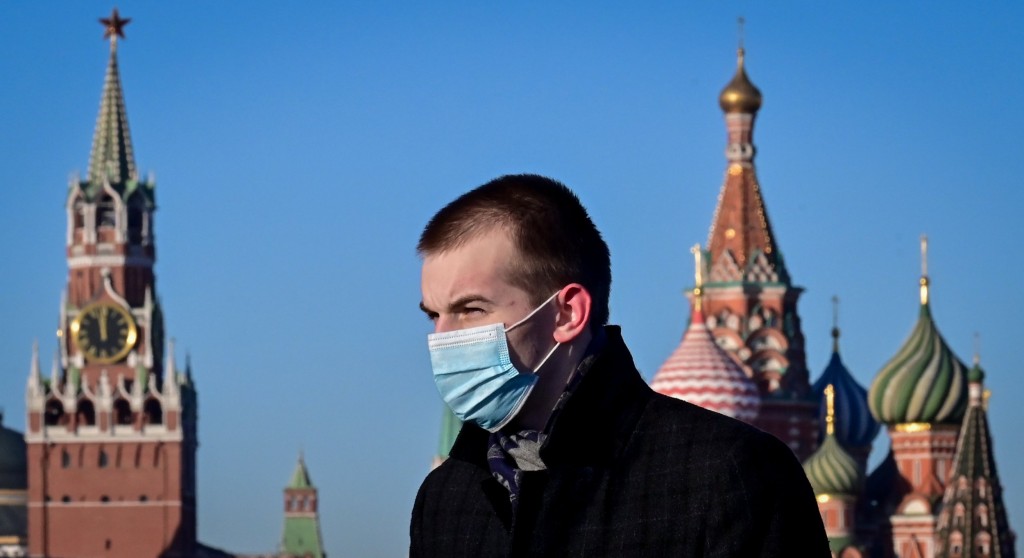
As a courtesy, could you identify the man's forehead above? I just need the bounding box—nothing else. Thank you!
[421,229,521,304]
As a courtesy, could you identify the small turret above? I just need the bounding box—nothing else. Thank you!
[810,297,879,466]
[652,245,760,421]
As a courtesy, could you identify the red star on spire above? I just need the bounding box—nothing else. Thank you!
[100,8,131,41]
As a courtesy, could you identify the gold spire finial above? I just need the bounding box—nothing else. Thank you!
[100,8,131,49]
[737,16,746,52]
[824,384,836,436]
[919,234,930,305]
[831,295,840,353]
[974,332,981,366]
[691,244,704,311]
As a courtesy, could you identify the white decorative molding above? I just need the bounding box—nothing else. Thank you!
[67,253,153,270]
[100,269,132,309]
[28,500,183,508]
[25,428,184,443]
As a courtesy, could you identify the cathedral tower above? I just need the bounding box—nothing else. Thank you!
[804,384,866,557]
[810,297,880,470]
[935,357,1016,557]
[694,44,818,459]
[24,11,198,557]
[867,237,968,558]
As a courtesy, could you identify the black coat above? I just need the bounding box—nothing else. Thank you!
[410,327,830,557]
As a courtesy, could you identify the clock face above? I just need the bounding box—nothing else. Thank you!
[71,302,138,364]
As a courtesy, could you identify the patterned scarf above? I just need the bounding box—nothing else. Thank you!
[486,331,606,510]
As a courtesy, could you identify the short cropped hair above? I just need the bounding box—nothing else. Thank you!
[418,174,611,328]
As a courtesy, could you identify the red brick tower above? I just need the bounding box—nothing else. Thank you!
[696,44,818,459]
[24,10,198,557]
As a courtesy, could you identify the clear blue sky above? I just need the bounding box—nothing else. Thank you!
[1,2,1021,556]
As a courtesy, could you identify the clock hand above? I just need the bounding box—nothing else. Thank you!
[99,307,109,341]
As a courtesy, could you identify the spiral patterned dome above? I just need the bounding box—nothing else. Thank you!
[868,300,968,426]
[812,348,880,450]
[652,307,760,422]
[803,432,863,497]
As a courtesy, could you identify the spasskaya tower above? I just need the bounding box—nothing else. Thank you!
[24,10,198,557]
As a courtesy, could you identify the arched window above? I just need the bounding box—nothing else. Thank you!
[72,199,86,235]
[113,398,132,425]
[977,504,989,527]
[949,531,963,557]
[45,399,65,426]
[96,196,116,228]
[977,478,988,499]
[976,532,992,555]
[143,398,163,425]
[76,399,96,426]
[61,449,71,468]
[954,503,966,527]
[127,197,145,243]
[98,449,108,468]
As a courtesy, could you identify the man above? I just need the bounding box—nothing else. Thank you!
[411,174,829,557]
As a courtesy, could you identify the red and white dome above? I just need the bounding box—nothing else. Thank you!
[652,307,760,422]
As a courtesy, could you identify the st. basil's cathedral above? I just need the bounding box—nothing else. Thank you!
[648,47,1017,557]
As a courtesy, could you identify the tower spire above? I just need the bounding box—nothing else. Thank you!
[824,384,836,436]
[831,296,840,353]
[919,234,930,306]
[691,244,704,312]
[89,8,136,186]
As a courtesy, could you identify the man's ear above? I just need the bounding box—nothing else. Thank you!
[553,284,592,343]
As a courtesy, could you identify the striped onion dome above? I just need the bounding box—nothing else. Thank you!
[652,307,760,421]
[803,430,863,497]
[811,343,880,450]
[868,295,968,426]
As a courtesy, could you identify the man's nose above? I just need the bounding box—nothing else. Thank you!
[433,316,457,334]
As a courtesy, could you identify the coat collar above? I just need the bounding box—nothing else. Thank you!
[448,326,654,469]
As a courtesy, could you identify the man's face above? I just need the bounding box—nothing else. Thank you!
[420,227,555,371]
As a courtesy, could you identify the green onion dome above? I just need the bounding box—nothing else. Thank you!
[868,299,968,426]
[803,433,863,497]
[967,361,985,383]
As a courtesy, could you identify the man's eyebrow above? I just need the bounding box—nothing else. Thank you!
[420,294,496,315]
[449,294,495,311]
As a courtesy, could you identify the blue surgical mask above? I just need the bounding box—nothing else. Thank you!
[428,292,561,432]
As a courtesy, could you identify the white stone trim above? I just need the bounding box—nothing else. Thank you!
[29,500,182,508]
[67,253,153,269]
[25,429,183,443]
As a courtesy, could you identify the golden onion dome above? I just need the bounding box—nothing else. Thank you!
[719,48,763,114]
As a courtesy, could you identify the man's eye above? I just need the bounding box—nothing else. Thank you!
[463,307,484,315]
[425,312,439,322]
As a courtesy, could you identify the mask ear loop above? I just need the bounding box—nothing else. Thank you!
[505,292,560,333]
[531,340,561,374]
